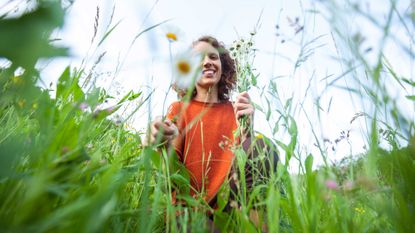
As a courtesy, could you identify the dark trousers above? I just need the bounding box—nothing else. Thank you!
[210,136,279,211]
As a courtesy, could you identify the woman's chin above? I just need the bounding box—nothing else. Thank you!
[197,80,218,89]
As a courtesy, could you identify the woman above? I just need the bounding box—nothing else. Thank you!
[149,35,256,205]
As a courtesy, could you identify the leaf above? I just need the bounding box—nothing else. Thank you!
[98,20,122,46]
[284,97,293,111]
[170,173,190,194]
[133,19,171,41]
[127,91,142,101]
[0,135,26,178]
[0,2,67,69]
[213,212,232,232]
[251,102,263,113]
[305,154,313,174]
[150,148,162,170]
[265,97,271,121]
[116,90,142,105]
[402,78,415,87]
[56,66,85,103]
[405,95,415,101]
[56,67,71,99]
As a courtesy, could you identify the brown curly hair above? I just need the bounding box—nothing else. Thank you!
[174,35,237,101]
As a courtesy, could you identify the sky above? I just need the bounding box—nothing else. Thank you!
[2,0,413,171]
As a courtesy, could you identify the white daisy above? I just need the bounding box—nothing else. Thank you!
[173,49,202,90]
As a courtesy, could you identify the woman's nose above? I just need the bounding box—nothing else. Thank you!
[202,57,212,67]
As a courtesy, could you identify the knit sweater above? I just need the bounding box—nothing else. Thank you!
[166,99,237,202]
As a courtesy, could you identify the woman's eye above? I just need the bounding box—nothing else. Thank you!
[209,54,218,59]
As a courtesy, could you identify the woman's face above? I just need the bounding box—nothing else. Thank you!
[193,41,222,89]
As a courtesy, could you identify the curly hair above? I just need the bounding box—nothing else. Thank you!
[174,35,237,101]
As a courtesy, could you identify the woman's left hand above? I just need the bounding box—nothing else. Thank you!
[234,91,255,126]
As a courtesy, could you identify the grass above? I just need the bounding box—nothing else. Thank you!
[0,0,414,232]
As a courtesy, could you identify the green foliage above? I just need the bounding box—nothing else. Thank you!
[0,1,67,70]
[0,0,414,232]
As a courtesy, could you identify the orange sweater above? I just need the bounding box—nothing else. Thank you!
[166,99,237,202]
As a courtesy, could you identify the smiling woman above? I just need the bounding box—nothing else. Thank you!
[149,36,248,205]
[147,35,279,231]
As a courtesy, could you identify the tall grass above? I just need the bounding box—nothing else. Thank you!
[0,0,414,232]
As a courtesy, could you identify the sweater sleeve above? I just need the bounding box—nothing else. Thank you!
[165,102,184,160]
[166,101,181,123]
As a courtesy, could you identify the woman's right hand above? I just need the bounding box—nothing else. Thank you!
[149,117,178,146]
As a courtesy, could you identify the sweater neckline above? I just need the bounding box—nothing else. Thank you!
[190,99,230,107]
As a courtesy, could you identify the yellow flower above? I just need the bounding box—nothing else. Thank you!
[256,133,264,139]
[163,25,184,43]
[354,207,365,214]
[177,60,191,75]
[127,137,133,141]
[166,32,178,42]
[11,76,23,85]
[17,99,26,108]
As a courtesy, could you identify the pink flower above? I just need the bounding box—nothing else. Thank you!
[79,102,89,111]
[325,179,339,191]
[343,180,354,191]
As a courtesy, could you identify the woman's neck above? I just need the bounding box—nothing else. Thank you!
[194,86,220,103]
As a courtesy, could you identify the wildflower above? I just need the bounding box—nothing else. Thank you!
[79,102,89,111]
[354,206,365,214]
[325,179,339,191]
[164,25,183,43]
[11,76,23,86]
[342,180,354,191]
[177,60,190,75]
[105,106,117,114]
[230,200,239,209]
[166,32,178,42]
[173,50,202,89]
[255,133,264,139]
[17,99,25,108]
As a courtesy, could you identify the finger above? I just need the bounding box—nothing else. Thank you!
[238,91,250,100]
[151,121,160,135]
[154,120,176,135]
[236,97,250,105]
[164,119,172,126]
[150,134,157,144]
[150,122,169,141]
[236,95,251,105]
[152,119,164,130]
[236,108,254,118]
[152,129,172,143]
[163,127,176,136]
[234,102,252,112]
[151,130,162,140]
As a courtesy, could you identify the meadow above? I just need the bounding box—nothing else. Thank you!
[0,1,414,232]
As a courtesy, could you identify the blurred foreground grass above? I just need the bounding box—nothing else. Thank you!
[0,1,414,232]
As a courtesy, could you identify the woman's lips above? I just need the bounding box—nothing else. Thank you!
[202,69,216,77]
